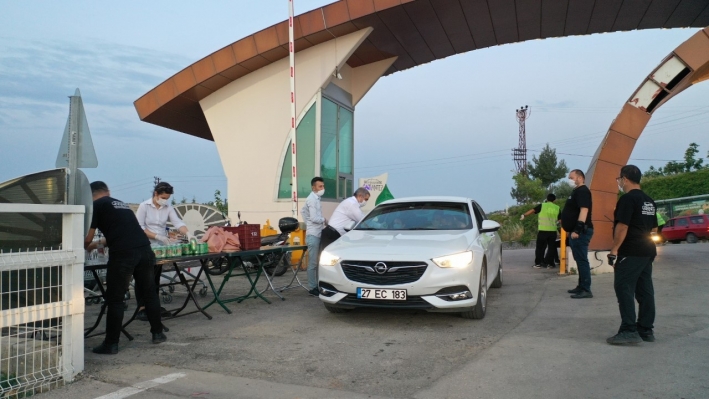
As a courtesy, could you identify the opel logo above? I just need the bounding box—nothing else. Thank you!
[374,262,388,275]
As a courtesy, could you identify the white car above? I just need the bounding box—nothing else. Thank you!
[318,196,503,319]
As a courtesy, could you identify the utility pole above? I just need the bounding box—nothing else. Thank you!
[512,105,530,175]
[154,176,161,187]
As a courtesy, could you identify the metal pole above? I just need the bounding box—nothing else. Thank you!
[560,229,567,274]
[67,94,80,205]
[288,0,298,218]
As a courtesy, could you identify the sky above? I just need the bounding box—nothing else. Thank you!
[1,1,707,213]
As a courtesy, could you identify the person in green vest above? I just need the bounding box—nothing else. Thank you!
[521,193,561,269]
[656,212,666,243]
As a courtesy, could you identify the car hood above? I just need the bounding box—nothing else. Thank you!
[324,229,475,259]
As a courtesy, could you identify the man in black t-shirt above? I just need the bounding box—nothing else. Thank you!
[606,165,657,345]
[560,169,594,298]
[84,181,166,354]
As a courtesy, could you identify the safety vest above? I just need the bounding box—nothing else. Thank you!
[656,212,665,226]
[538,202,560,232]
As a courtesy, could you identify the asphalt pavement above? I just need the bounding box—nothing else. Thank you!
[45,243,709,399]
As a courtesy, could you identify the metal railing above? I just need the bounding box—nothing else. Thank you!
[1,204,85,398]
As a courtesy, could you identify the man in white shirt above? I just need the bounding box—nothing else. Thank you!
[301,177,326,296]
[328,187,370,235]
[319,188,370,265]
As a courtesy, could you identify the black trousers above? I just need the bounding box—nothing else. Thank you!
[535,231,557,265]
[104,246,162,343]
[135,263,162,308]
[613,256,655,333]
[319,226,342,254]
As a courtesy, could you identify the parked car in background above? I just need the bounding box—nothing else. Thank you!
[661,214,709,244]
[317,196,502,319]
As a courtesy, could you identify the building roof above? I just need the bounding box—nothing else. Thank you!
[134,0,709,140]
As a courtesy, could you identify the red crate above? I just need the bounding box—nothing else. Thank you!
[224,224,261,250]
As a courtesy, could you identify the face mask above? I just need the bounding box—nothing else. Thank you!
[359,199,367,208]
[617,178,625,193]
[316,189,325,197]
[157,198,168,206]
[569,179,577,187]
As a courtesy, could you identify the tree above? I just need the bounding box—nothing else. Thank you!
[682,142,703,172]
[549,180,573,200]
[527,144,569,187]
[212,190,228,215]
[510,172,546,204]
[646,142,705,176]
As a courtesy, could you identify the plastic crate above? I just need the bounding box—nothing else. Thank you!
[225,224,261,250]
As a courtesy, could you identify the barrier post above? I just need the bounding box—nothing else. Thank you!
[560,229,567,274]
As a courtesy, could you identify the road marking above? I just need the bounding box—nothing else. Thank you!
[163,342,190,346]
[94,373,186,399]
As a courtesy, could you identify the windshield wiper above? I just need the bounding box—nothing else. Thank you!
[407,227,437,230]
[355,227,379,230]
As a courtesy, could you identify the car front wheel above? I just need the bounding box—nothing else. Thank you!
[461,263,487,320]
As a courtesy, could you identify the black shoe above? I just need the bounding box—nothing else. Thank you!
[606,331,642,345]
[160,307,172,317]
[152,332,167,344]
[308,288,320,297]
[638,332,655,342]
[570,290,593,299]
[567,286,582,294]
[136,309,148,321]
[92,341,118,354]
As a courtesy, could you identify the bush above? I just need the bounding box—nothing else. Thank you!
[642,169,709,200]
[498,222,524,242]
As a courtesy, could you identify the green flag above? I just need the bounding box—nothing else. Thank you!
[375,184,394,205]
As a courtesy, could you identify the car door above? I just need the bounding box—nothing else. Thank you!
[689,216,707,239]
[472,201,498,285]
[662,219,676,240]
[675,217,690,240]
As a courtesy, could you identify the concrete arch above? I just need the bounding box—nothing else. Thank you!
[587,27,709,250]
[134,0,709,140]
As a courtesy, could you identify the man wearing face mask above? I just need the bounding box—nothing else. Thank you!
[323,187,371,250]
[606,165,658,345]
[561,169,594,299]
[302,177,326,296]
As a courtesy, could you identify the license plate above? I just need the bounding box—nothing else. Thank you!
[357,288,407,300]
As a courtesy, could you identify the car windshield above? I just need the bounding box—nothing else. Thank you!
[356,201,473,231]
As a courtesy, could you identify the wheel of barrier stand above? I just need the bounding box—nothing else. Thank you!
[162,294,173,304]
[168,285,175,293]
[199,286,208,297]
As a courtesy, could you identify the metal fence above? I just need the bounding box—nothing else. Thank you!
[0,204,85,398]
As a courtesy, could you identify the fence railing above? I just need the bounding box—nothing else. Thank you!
[0,204,85,398]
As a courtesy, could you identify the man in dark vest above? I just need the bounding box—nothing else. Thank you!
[561,169,594,299]
[84,181,166,354]
[606,165,657,345]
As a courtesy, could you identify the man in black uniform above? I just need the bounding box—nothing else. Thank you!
[561,169,594,298]
[606,165,657,345]
[84,181,166,354]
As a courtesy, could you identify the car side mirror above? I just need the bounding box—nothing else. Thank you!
[344,221,356,232]
[480,220,501,233]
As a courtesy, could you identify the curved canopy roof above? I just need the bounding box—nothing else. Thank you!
[134,0,709,140]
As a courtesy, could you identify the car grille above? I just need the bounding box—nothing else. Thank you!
[340,260,428,285]
[338,294,433,309]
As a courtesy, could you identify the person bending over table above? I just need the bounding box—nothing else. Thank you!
[135,181,191,320]
[85,181,166,354]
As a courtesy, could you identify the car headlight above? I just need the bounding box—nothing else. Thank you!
[319,251,340,266]
[432,251,473,268]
